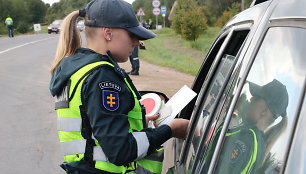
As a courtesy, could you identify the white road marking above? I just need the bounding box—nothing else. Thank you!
[0,36,57,55]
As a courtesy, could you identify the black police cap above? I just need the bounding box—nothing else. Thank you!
[84,0,156,40]
[249,79,289,118]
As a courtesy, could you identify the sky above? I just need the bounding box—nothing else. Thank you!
[42,0,135,5]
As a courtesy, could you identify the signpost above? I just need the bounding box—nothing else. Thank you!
[136,8,145,23]
[137,8,145,16]
[161,6,166,28]
[152,7,161,15]
[152,0,160,30]
[33,24,41,32]
[152,0,160,8]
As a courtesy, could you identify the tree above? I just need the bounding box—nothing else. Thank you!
[45,0,91,24]
[172,0,208,41]
[214,2,240,27]
[25,0,48,23]
[0,0,49,35]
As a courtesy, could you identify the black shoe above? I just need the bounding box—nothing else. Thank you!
[130,71,139,75]
[127,68,135,75]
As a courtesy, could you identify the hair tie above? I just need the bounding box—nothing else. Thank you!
[79,9,86,17]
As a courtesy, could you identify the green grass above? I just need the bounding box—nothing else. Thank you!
[185,27,221,52]
[0,25,48,37]
[139,27,220,76]
[28,25,48,34]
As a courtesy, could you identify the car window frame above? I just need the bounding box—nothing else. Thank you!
[178,23,253,170]
[177,29,233,166]
[178,30,233,164]
[205,23,306,174]
[204,18,272,174]
[192,63,243,174]
[178,31,230,121]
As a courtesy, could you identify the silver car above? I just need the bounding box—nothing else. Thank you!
[48,20,63,34]
[165,0,306,173]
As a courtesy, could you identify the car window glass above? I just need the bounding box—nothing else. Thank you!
[195,63,241,174]
[184,30,249,173]
[285,94,306,174]
[212,27,306,174]
[179,35,227,121]
[174,34,228,170]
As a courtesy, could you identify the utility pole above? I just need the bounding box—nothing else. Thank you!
[241,0,244,11]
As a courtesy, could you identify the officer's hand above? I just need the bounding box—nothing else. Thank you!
[167,119,189,139]
[146,114,160,126]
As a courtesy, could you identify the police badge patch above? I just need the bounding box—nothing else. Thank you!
[230,140,246,163]
[102,90,119,111]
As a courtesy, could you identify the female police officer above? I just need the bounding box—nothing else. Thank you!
[49,0,189,173]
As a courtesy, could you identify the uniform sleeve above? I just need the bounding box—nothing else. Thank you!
[82,67,172,166]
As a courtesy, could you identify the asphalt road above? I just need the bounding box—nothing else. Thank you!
[0,34,63,174]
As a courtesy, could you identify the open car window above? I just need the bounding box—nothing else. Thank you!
[181,29,250,174]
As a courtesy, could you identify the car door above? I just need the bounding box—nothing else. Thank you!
[172,23,252,174]
[203,20,306,174]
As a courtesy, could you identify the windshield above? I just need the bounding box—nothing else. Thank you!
[52,20,62,25]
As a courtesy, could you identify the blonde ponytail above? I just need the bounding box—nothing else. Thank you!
[50,10,82,73]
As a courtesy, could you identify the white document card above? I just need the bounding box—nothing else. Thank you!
[156,85,197,126]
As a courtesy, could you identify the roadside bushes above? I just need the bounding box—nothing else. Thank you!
[172,0,208,41]
[214,2,240,27]
[0,23,7,35]
[17,22,30,34]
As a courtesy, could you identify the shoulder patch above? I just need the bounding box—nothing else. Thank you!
[102,90,119,111]
[230,140,246,163]
[99,81,122,91]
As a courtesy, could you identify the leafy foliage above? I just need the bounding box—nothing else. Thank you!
[45,0,91,24]
[0,0,254,36]
[172,0,208,41]
[196,0,253,25]
[214,2,240,27]
[0,0,48,35]
[17,22,30,33]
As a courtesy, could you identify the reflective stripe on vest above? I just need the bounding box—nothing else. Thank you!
[132,132,149,160]
[55,61,145,173]
[57,117,82,132]
[61,139,86,156]
[241,129,258,174]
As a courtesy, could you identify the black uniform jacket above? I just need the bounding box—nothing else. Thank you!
[50,48,172,172]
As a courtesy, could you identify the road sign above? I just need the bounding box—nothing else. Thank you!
[161,6,166,15]
[136,8,145,16]
[33,24,41,32]
[152,0,160,8]
[153,7,161,16]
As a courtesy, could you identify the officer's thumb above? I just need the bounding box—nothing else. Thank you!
[146,114,160,121]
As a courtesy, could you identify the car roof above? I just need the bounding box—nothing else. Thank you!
[222,1,270,30]
[222,0,306,32]
[271,0,306,19]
